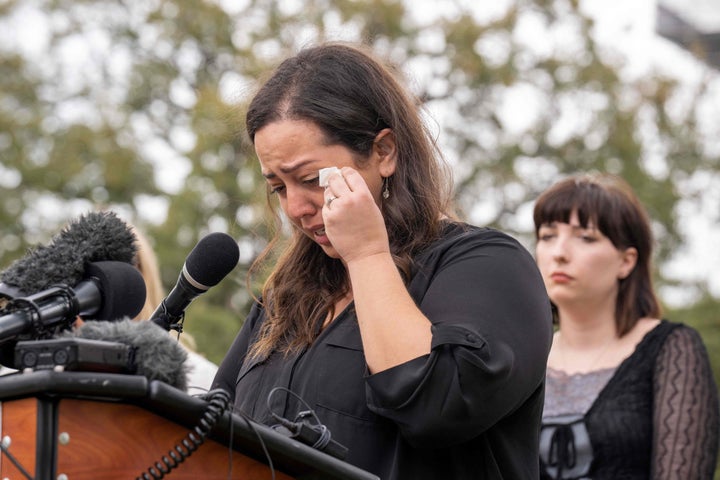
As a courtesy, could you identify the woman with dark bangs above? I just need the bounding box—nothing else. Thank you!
[533,173,719,479]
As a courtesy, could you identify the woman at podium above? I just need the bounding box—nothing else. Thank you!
[213,42,553,480]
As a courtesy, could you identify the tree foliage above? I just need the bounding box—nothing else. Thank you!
[1,0,719,381]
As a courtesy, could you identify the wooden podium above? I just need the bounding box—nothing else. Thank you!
[0,371,379,480]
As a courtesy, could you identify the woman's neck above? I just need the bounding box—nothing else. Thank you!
[323,290,354,328]
[555,301,618,348]
[550,303,661,374]
[549,305,620,374]
[557,315,617,349]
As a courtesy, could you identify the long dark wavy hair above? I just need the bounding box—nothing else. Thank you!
[532,173,661,336]
[245,42,455,358]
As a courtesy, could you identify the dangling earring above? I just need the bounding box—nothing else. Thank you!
[382,176,390,199]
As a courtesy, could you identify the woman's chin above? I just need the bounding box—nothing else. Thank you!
[321,245,341,259]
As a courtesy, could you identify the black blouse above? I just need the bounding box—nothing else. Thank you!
[540,321,720,479]
[213,223,554,479]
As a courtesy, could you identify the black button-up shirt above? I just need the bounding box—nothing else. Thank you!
[213,223,553,479]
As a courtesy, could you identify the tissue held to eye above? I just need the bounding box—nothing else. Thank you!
[319,167,341,187]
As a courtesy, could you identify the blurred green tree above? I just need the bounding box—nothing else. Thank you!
[1,1,718,397]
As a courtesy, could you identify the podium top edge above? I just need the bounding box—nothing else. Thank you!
[0,370,380,480]
[0,369,149,400]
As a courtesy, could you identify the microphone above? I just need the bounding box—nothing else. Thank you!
[0,211,137,298]
[64,318,190,390]
[150,232,239,331]
[0,261,147,346]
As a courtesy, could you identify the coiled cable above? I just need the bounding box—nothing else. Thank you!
[136,388,231,480]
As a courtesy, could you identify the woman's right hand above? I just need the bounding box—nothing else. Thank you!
[322,167,390,265]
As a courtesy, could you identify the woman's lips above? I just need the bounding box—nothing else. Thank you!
[550,272,572,283]
[311,226,331,245]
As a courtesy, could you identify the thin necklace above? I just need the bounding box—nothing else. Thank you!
[556,332,617,373]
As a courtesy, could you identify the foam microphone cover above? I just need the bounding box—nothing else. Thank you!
[0,261,148,369]
[185,232,240,288]
[69,319,189,390]
[82,261,147,321]
[1,211,137,295]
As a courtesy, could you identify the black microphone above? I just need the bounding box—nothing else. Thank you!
[0,261,147,346]
[0,211,137,299]
[150,232,239,331]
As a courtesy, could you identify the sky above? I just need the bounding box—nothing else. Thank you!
[580,0,720,303]
[659,0,720,31]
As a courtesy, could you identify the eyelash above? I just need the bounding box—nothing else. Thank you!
[538,232,597,242]
[268,177,320,195]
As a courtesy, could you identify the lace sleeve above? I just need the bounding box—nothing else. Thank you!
[652,325,720,479]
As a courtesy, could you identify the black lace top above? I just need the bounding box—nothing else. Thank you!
[540,321,720,479]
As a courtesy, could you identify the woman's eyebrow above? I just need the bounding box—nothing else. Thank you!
[262,159,316,179]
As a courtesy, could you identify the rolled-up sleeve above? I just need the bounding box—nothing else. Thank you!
[365,228,553,447]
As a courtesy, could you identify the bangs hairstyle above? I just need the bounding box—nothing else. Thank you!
[533,173,661,336]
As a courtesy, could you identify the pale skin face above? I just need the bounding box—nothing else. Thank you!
[535,210,665,374]
[535,210,637,314]
[254,118,396,260]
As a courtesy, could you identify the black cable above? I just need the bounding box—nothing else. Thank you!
[226,403,234,480]
[232,408,276,480]
[184,389,277,480]
[0,440,34,480]
[267,386,324,431]
[266,386,347,459]
[136,388,230,480]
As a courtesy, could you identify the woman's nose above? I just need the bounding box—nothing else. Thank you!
[284,187,319,219]
[551,235,570,263]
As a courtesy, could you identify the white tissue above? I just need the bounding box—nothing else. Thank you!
[319,167,341,187]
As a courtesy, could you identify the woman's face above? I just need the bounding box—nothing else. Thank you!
[535,210,637,311]
[254,119,390,258]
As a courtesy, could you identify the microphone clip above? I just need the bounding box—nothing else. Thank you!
[150,300,185,334]
[5,285,79,339]
[271,410,349,460]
